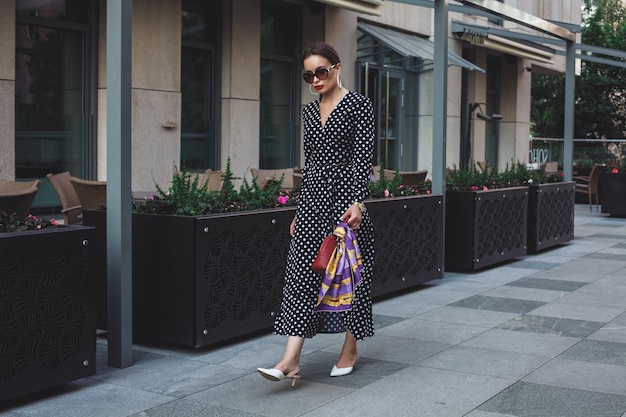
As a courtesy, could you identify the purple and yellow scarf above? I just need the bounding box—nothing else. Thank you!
[313,222,363,312]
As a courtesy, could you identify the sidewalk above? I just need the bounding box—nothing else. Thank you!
[2,205,626,417]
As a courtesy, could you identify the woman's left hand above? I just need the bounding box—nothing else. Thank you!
[341,204,363,230]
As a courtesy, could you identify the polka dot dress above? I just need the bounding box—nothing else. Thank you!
[274,90,375,341]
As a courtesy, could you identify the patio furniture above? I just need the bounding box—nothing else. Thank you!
[0,179,42,219]
[399,170,428,186]
[574,163,606,211]
[70,177,107,210]
[545,161,559,173]
[46,172,83,224]
[251,167,299,189]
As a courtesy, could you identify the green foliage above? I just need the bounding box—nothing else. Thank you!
[446,162,563,192]
[0,211,59,233]
[532,0,626,140]
[368,165,432,198]
[133,158,299,216]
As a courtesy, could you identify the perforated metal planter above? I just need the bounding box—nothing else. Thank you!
[527,182,575,252]
[0,226,96,402]
[445,187,529,271]
[367,194,444,297]
[85,208,294,348]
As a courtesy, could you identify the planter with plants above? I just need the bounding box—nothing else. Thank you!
[445,163,574,270]
[85,162,443,347]
[367,168,443,297]
[0,212,96,402]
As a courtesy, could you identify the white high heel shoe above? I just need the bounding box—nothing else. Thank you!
[257,367,300,388]
[330,357,359,377]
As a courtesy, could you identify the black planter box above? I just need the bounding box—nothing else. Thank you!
[368,194,444,297]
[599,172,626,216]
[84,208,295,348]
[445,187,529,271]
[0,226,96,402]
[527,182,575,252]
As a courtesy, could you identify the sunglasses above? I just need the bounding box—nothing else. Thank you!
[302,63,338,84]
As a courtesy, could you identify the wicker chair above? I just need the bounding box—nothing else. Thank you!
[250,167,298,189]
[399,170,428,186]
[0,179,43,219]
[46,172,83,224]
[70,177,107,210]
[574,163,606,211]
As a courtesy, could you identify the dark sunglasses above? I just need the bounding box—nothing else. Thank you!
[302,63,338,84]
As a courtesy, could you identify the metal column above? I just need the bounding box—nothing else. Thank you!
[106,0,133,368]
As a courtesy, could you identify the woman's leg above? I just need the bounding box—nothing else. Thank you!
[274,335,304,374]
[335,328,359,368]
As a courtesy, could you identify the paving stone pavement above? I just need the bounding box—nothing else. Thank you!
[1,205,626,417]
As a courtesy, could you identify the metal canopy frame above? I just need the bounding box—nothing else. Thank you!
[358,21,486,72]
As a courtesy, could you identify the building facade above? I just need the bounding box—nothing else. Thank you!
[0,0,581,210]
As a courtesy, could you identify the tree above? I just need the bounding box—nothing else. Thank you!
[531,0,626,140]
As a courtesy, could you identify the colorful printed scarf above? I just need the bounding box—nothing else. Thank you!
[313,221,363,312]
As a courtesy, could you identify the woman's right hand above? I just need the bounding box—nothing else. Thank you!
[290,216,296,236]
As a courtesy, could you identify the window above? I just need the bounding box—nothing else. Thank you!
[180,0,221,171]
[15,0,96,209]
[259,1,300,169]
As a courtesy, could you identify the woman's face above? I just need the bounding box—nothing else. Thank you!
[303,54,341,95]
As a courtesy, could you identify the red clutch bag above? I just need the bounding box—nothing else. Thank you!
[311,234,339,275]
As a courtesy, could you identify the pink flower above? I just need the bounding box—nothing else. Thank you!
[471,185,478,191]
[482,186,488,191]
[384,189,390,197]
[277,195,289,205]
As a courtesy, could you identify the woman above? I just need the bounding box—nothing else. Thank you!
[257,41,375,387]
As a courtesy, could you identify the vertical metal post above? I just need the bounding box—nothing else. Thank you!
[432,0,448,194]
[563,39,575,181]
[106,0,133,368]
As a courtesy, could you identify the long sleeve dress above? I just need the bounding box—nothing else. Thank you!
[274,90,375,340]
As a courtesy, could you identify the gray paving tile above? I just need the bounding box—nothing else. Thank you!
[497,315,605,338]
[461,328,580,357]
[482,285,568,302]
[588,322,626,344]
[613,313,626,325]
[560,339,626,366]
[448,295,545,314]
[614,243,626,249]
[553,282,626,310]
[376,316,490,345]
[506,259,561,270]
[127,399,264,417]
[524,358,626,396]
[299,365,515,417]
[505,277,587,292]
[416,306,520,328]
[465,411,519,417]
[342,334,451,365]
[419,345,550,380]
[528,301,623,323]
[585,252,626,261]
[372,313,405,330]
[587,233,626,239]
[4,379,173,417]
[478,381,626,417]
[187,372,354,417]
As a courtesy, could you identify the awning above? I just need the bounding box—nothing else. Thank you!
[358,22,486,73]
[451,21,555,64]
[314,0,384,16]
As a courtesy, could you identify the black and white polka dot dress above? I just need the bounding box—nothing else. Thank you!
[274,90,375,341]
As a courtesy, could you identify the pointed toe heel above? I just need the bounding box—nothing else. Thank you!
[257,367,300,387]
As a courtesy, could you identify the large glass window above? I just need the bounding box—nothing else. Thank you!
[357,30,420,171]
[259,1,300,169]
[15,0,95,209]
[181,0,220,171]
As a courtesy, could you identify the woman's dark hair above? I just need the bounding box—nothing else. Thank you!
[302,41,341,67]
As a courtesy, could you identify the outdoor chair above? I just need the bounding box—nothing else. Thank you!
[46,172,82,224]
[574,163,606,211]
[186,170,224,192]
[0,179,42,219]
[545,161,559,174]
[399,170,428,186]
[70,177,107,210]
[250,167,298,189]
[371,166,396,182]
